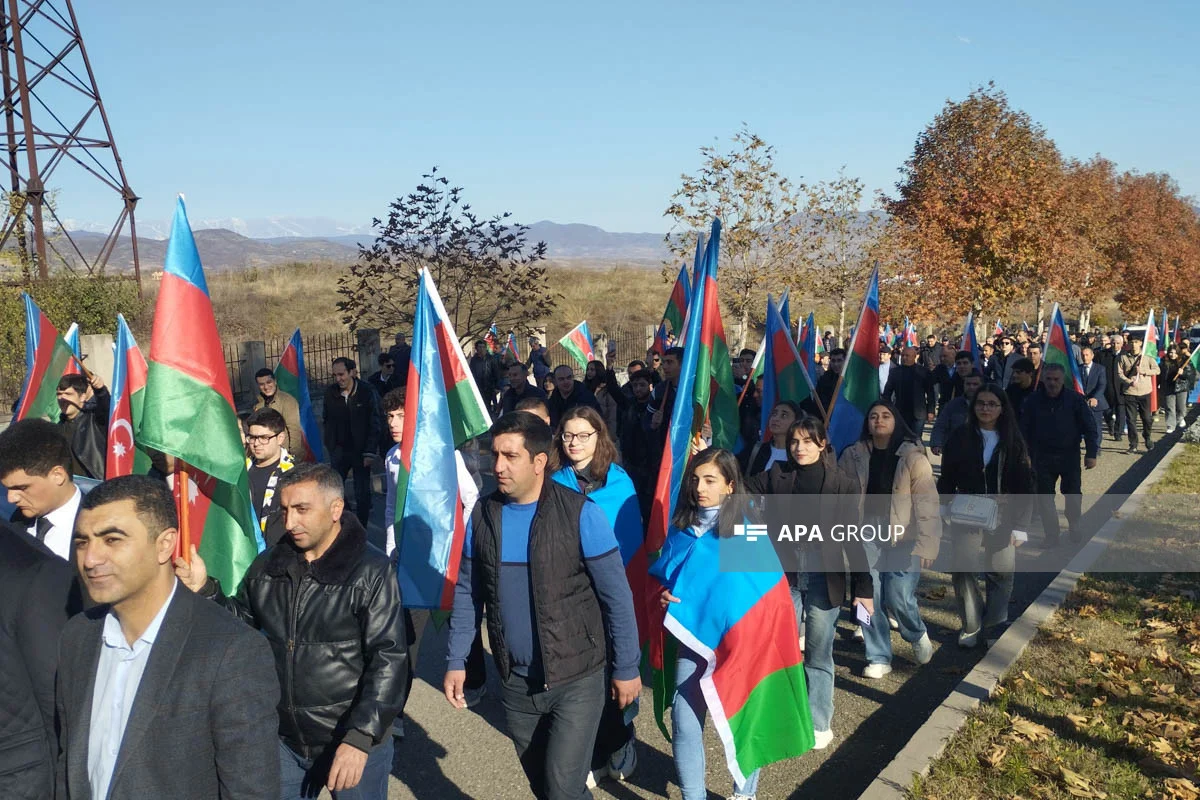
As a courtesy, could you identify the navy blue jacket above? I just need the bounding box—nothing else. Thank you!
[1080,361,1108,412]
[1020,386,1101,461]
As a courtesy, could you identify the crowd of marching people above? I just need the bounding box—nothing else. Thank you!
[2,309,1197,800]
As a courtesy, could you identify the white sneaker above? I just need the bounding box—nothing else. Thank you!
[854,625,865,641]
[887,614,900,631]
[913,632,933,665]
[812,728,834,750]
[607,739,636,782]
[586,766,608,789]
[798,634,806,653]
[958,629,980,648]
[862,663,893,679]
[729,794,757,800]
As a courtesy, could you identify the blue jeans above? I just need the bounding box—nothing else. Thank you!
[802,575,843,733]
[861,540,926,666]
[672,649,761,800]
[279,737,393,800]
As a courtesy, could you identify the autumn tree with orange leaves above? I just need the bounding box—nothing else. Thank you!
[883,83,1063,325]
[1047,156,1121,330]
[1112,172,1200,320]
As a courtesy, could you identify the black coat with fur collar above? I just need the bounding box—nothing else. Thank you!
[210,512,408,758]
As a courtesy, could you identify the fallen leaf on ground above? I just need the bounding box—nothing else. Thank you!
[1010,716,1053,741]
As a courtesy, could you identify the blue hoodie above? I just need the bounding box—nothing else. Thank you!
[648,506,720,593]
[551,463,643,565]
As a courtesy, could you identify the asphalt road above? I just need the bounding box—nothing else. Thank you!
[352,411,1191,800]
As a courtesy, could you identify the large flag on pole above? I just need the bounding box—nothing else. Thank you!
[62,323,82,376]
[826,267,881,454]
[1187,346,1200,404]
[778,289,791,335]
[558,321,595,369]
[504,332,521,362]
[797,312,821,386]
[484,323,502,354]
[395,269,492,610]
[107,314,151,477]
[759,294,820,441]
[1142,308,1159,414]
[1160,309,1169,362]
[14,294,74,422]
[1045,304,1084,394]
[138,197,261,591]
[960,310,981,369]
[274,329,324,463]
[903,319,919,348]
[655,263,691,353]
[693,222,739,451]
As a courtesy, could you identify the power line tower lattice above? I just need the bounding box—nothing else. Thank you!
[0,0,140,288]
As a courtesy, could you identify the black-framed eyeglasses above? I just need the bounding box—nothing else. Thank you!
[246,433,281,444]
[560,431,597,444]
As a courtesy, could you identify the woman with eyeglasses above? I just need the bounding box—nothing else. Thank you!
[937,384,1034,647]
[738,400,806,478]
[838,399,941,678]
[743,414,869,750]
[549,405,642,787]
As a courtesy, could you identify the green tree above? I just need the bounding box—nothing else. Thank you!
[337,168,557,343]
[664,125,801,351]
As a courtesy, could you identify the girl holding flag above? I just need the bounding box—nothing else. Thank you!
[548,406,641,787]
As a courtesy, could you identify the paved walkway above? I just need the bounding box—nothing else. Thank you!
[366,413,1189,800]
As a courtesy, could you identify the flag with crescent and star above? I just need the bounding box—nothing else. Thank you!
[107,313,152,477]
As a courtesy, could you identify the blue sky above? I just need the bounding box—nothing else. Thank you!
[54,0,1200,232]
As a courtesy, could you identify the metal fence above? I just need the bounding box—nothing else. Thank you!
[222,330,359,413]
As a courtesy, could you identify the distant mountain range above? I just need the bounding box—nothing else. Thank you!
[45,218,671,272]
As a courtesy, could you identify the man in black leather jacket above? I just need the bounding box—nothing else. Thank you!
[55,372,110,479]
[178,463,407,800]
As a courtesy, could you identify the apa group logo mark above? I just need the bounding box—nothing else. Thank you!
[733,523,769,542]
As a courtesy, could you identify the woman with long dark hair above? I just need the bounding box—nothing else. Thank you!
[549,405,641,786]
[938,383,1034,646]
[650,448,762,800]
[739,400,805,478]
[838,399,941,678]
[744,415,870,750]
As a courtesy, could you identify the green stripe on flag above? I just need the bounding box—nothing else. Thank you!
[24,339,74,422]
[561,339,589,370]
[841,352,879,415]
[727,663,814,775]
[447,380,491,446]
[199,469,262,594]
[139,363,247,485]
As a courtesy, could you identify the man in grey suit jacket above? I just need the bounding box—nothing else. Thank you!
[55,476,279,800]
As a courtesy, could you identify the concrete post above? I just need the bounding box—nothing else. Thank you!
[79,334,115,388]
[357,329,381,376]
[238,340,266,411]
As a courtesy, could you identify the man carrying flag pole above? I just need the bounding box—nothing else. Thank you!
[1116,309,1161,454]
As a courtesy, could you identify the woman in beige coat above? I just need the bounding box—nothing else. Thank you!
[838,398,941,679]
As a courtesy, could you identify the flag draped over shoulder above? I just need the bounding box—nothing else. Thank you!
[395,269,492,610]
[827,267,881,454]
[664,533,813,783]
[1045,304,1083,394]
[759,294,820,441]
[107,314,151,477]
[15,294,74,422]
[138,197,261,592]
[274,329,324,463]
[558,321,595,369]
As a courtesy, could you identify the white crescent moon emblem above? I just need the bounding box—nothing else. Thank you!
[111,418,134,454]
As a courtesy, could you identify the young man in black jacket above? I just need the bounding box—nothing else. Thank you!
[323,357,382,523]
[883,346,938,440]
[55,372,110,479]
[179,464,407,800]
[1020,364,1100,546]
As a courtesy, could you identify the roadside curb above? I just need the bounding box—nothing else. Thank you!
[858,441,1188,800]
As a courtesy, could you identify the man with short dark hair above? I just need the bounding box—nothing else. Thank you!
[387,333,411,378]
[55,371,110,479]
[0,522,80,798]
[930,369,984,455]
[502,362,547,415]
[525,336,551,384]
[919,333,941,371]
[178,464,407,800]
[253,368,305,460]
[58,476,279,800]
[995,336,1017,386]
[1021,363,1100,545]
[366,352,401,399]
[469,340,503,416]
[1079,346,1108,437]
[1118,335,1160,453]
[1028,343,1044,376]
[877,345,894,395]
[733,348,757,394]
[323,357,382,522]
[445,413,640,800]
[514,396,551,425]
[0,419,81,559]
[1005,358,1037,422]
[816,348,846,412]
[547,364,601,428]
[244,407,296,545]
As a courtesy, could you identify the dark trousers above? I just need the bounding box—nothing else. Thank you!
[590,690,634,770]
[1123,394,1153,448]
[905,415,927,443]
[501,668,606,800]
[336,459,373,522]
[1034,454,1082,543]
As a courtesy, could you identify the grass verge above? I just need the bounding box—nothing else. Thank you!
[908,443,1200,800]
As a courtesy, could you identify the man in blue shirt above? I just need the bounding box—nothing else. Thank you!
[444,412,641,800]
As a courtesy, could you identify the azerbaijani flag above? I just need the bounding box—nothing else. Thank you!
[107,314,151,477]
[484,323,502,354]
[274,329,325,463]
[797,312,820,386]
[1045,304,1083,394]
[994,319,1004,338]
[1187,347,1200,404]
[778,289,791,335]
[1160,309,1169,362]
[62,323,82,376]
[1172,315,1182,348]
[653,322,670,359]
[14,294,74,422]
[903,319,920,348]
[960,310,981,369]
[759,294,820,440]
[395,269,492,610]
[660,263,691,341]
[693,221,739,451]
[138,197,262,591]
[737,334,764,407]
[559,321,595,369]
[663,533,813,783]
[883,322,894,347]
[504,332,521,361]
[827,267,881,455]
[1142,308,1159,413]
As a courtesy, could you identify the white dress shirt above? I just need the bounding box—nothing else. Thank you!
[384,445,479,557]
[88,580,178,800]
[27,485,82,560]
[878,361,893,395]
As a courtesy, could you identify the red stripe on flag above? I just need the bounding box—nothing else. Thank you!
[127,344,148,393]
[710,579,802,717]
[438,501,468,610]
[15,315,61,420]
[569,329,593,360]
[150,274,234,409]
[279,344,300,379]
[434,321,470,386]
[699,276,721,349]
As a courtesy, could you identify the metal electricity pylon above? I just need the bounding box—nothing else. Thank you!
[0,0,140,288]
